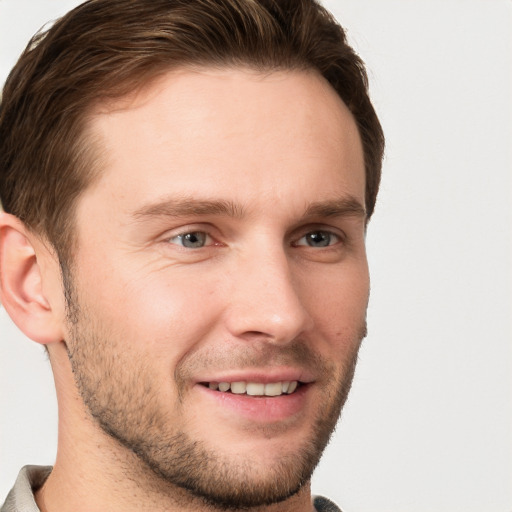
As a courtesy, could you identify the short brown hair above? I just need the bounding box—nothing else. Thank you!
[0,0,384,260]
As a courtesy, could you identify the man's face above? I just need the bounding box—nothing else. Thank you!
[64,68,368,508]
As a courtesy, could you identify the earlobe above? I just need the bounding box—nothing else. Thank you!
[0,212,64,345]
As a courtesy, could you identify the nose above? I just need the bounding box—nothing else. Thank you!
[223,244,313,345]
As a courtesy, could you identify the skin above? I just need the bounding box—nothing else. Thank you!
[0,67,368,512]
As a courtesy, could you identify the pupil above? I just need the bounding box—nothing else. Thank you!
[183,232,205,248]
[308,231,330,247]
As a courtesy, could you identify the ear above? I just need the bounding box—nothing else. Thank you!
[0,212,64,345]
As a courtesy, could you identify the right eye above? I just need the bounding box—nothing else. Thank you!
[168,231,212,249]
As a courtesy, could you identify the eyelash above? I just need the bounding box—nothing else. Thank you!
[293,230,342,248]
[167,229,344,250]
[168,231,215,249]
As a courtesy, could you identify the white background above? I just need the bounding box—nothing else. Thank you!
[1,1,511,511]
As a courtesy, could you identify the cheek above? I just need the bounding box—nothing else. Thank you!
[301,261,369,340]
[77,260,226,360]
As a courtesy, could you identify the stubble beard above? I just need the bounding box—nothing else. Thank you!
[62,266,363,510]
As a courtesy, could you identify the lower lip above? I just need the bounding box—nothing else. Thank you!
[196,384,310,423]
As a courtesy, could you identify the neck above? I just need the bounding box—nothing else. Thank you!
[36,457,313,512]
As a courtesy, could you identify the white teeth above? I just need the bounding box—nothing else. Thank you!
[230,382,247,394]
[246,382,265,396]
[218,382,230,392]
[207,380,300,396]
[287,381,298,394]
[265,382,283,396]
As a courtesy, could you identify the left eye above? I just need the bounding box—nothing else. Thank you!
[295,230,340,248]
[169,231,211,248]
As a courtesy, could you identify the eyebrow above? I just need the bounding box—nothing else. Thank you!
[132,197,245,220]
[131,195,366,222]
[303,197,366,219]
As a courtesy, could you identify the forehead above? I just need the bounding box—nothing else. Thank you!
[80,67,365,219]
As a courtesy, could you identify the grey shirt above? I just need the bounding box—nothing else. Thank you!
[1,466,342,512]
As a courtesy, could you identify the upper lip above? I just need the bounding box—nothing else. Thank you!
[195,367,315,385]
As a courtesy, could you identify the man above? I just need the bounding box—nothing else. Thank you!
[0,0,384,511]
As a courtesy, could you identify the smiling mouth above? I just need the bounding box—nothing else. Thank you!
[201,381,301,397]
